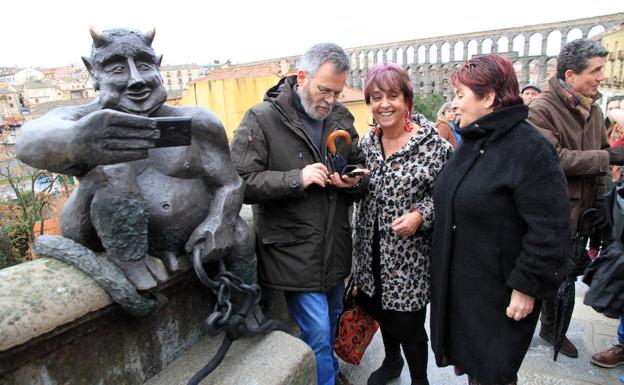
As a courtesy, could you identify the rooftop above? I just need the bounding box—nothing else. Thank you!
[24,80,55,89]
[339,86,364,103]
[202,63,281,81]
[28,97,95,118]
[161,64,201,71]
[0,88,18,95]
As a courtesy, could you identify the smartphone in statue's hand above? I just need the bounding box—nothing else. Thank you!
[152,117,192,147]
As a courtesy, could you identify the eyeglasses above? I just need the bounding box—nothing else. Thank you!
[317,85,342,101]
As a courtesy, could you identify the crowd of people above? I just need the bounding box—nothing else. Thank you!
[14,24,622,385]
[230,38,623,385]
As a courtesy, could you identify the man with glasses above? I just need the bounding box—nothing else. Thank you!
[230,43,366,385]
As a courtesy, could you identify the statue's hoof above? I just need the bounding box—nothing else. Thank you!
[106,255,170,291]
[162,251,192,273]
[145,255,170,282]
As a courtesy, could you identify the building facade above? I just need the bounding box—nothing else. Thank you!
[23,80,62,106]
[599,22,624,104]
[178,62,369,138]
[0,88,21,119]
[160,64,201,92]
[0,68,45,86]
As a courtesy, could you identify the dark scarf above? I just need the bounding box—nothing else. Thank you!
[557,79,594,121]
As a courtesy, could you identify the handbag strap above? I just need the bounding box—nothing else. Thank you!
[343,276,357,309]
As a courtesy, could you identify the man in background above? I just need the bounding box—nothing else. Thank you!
[527,38,624,358]
[521,83,541,105]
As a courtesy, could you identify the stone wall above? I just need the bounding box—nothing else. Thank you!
[1,260,212,384]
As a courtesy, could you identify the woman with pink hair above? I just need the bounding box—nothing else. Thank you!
[352,63,452,385]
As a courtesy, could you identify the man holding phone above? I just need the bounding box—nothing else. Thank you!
[16,27,249,290]
[230,43,368,385]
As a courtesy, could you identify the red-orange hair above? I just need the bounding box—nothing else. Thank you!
[450,54,523,110]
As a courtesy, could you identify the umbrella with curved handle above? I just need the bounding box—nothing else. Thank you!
[325,130,351,175]
[553,208,596,360]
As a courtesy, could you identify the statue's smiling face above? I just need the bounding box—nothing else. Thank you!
[87,30,167,116]
[95,52,166,115]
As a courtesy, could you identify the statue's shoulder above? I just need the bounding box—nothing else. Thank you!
[45,100,101,121]
[160,105,222,126]
[159,105,226,141]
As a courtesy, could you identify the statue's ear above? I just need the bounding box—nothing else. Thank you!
[82,56,99,90]
[82,56,95,76]
[156,54,163,68]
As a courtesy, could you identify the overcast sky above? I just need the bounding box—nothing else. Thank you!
[2,1,622,68]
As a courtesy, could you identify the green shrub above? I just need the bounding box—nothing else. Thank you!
[413,94,446,122]
[0,223,24,269]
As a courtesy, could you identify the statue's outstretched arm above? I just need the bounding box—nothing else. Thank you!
[16,104,160,176]
[184,109,245,263]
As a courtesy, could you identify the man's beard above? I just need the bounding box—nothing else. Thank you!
[300,82,332,120]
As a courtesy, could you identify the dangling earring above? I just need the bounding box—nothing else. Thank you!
[373,119,383,136]
[404,111,413,132]
[369,117,383,136]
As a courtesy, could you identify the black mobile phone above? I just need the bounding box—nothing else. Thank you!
[345,171,364,177]
[152,117,192,147]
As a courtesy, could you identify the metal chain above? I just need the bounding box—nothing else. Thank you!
[187,247,286,385]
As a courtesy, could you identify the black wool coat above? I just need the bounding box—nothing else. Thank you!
[431,104,571,384]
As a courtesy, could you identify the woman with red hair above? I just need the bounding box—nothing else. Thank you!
[430,55,571,385]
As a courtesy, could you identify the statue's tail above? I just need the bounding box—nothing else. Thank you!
[33,235,159,316]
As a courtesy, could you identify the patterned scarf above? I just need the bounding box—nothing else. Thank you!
[558,79,593,121]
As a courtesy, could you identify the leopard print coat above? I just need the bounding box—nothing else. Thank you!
[353,114,452,312]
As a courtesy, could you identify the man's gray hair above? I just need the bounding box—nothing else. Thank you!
[298,43,350,78]
[557,38,608,80]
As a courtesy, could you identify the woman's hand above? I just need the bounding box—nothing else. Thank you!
[391,210,423,237]
[505,289,535,321]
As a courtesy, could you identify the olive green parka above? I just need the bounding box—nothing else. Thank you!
[230,76,365,291]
